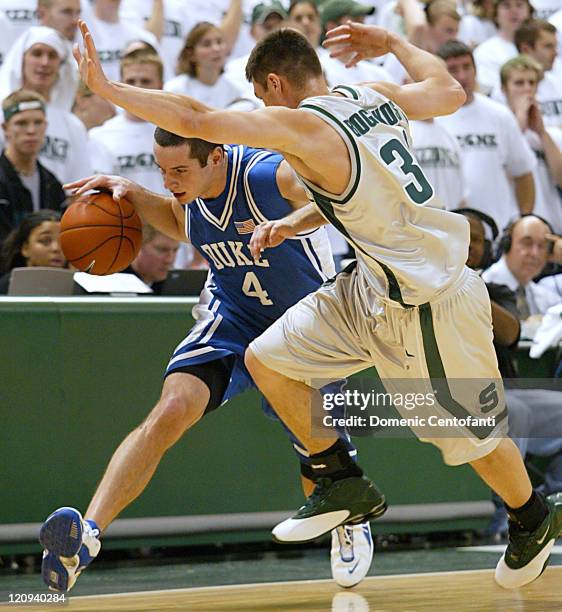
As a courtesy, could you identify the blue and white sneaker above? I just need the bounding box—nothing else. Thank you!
[330,521,373,588]
[39,507,101,592]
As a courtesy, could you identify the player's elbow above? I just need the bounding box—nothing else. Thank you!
[442,81,466,116]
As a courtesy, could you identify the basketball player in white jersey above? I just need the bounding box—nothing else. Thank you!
[71,19,562,589]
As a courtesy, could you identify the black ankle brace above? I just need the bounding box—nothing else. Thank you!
[506,490,548,532]
[309,439,363,482]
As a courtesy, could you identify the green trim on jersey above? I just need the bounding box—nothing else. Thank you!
[332,85,359,100]
[310,191,410,307]
[299,103,361,204]
[419,303,508,440]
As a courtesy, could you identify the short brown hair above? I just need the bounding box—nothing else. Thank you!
[515,19,557,52]
[120,53,164,83]
[153,127,222,167]
[245,27,322,88]
[426,0,460,26]
[500,54,543,87]
[177,22,222,77]
[288,0,319,16]
[492,0,533,28]
[437,40,475,66]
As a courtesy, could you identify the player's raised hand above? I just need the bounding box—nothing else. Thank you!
[73,20,109,95]
[64,174,137,202]
[323,21,392,67]
[546,233,562,264]
[249,220,294,259]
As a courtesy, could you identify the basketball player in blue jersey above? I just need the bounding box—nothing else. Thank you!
[66,18,562,591]
[39,129,378,592]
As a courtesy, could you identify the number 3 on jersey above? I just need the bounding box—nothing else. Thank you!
[242,271,273,305]
[380,138,433,204]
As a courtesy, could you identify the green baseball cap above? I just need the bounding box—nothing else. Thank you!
[321,0,375,25]
[251,1,288,25]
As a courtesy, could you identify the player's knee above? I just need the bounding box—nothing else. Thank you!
[144,393,204,448]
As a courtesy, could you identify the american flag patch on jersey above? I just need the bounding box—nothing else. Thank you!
[234,219,256,234]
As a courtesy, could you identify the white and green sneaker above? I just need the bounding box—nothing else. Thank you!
[273,477,386,543]
[495,492,562,589]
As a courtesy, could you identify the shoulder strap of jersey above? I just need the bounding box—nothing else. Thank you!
[331,85,361,100]
[242,149,276,224]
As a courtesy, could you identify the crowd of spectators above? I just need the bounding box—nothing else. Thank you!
[0,0,560,296]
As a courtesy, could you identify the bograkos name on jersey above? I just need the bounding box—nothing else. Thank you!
[343,100,407,138]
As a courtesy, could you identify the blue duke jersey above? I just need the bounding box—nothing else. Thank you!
[165,145,350,461]
[185,145,334,331]
[166,145,334,379]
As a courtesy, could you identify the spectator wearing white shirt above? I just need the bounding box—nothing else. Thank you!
[225,1,287,102]
[382,0,461,84]
[320,0,396,87]
[164,22,244,109]
[118,0,249,82]
[531,0,560,22]
[0,27,91,184]
[72,80,115,130]
[178,0,262,61]
[87,0,159,83]
[0,25,77,110]
[410,118,466,210]
[89,52,168,195]
[482,215,561,317]
[459,0,497,48]
[500,55,562,233]
[0,9,19,68]
[473,0,533,94]
[119,0,196,82]
[0,0,38,42]
[38,0,81,42]
[515,20,562,129]
[438,40,536,231]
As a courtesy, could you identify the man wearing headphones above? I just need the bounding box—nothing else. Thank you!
[483,215,561,317]
[457,208,562,540]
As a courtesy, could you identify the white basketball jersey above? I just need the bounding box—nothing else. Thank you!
[297,85,469,306]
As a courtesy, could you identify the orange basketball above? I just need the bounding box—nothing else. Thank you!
[60,192,143,275]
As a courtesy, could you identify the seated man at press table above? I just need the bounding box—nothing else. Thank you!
[123,224,179,295]
[482,215,561,318]
[458,208,562,539]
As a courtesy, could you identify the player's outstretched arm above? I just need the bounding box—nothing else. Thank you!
[249,204,327,259]
[75,20,303,152]
[324,22,465,119]
[64,174,186,242]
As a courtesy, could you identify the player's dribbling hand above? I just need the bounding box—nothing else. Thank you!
[249,220,294,260]
[323,22,392,68]
[73,20,109,95]
[64,174,137,202]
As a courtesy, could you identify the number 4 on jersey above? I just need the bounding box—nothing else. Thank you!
[242,271,273,305]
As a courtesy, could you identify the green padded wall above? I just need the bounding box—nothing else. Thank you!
[1,298,489,529]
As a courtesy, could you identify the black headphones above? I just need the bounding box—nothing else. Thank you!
[498,214,555,256]
[451,207,498,269]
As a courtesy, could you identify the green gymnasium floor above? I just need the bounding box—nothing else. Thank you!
[2,543,562,600]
